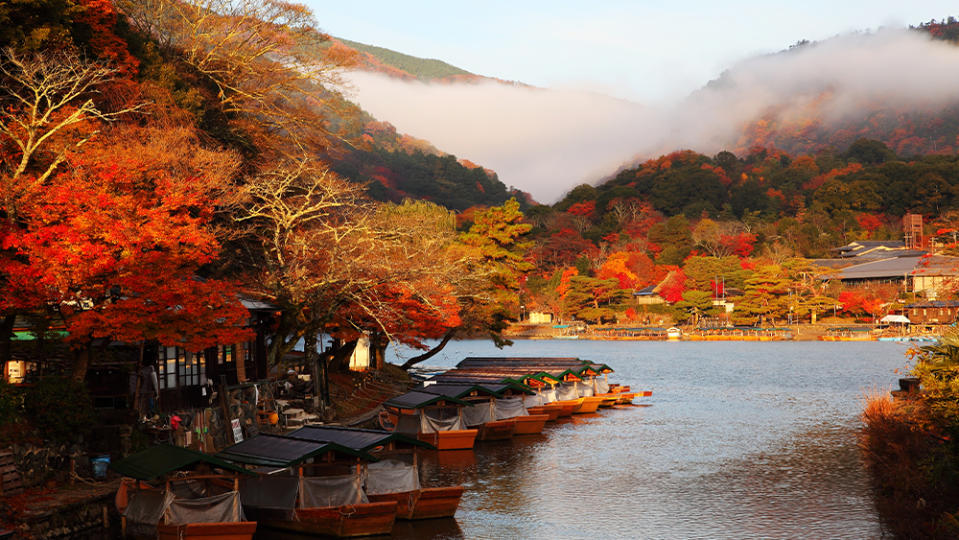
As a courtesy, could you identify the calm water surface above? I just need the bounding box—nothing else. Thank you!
[386,339,910,540]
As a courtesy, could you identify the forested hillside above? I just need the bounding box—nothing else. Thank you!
[723,20,959,157]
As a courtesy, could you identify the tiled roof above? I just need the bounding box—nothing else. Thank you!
[835,256,923,280]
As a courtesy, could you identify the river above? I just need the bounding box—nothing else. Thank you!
[386,339,910,539]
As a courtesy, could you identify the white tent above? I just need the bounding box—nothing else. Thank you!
[881,314,911,324]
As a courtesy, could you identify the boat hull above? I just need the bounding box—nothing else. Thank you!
[259,502,397,538]
[157,522,257,540]
[417,429,478,450]
[510,414,549,435]
[597,396,619,408]
[526,405,561,421]
[370,486,464,520]
[551,400,579,417]
[476,420,516,441]
[572,396,605,414]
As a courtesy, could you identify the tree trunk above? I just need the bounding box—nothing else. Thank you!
[71,342,91,382]
[369,333,388,370]
[401,328,458,370]
[326,339,358,373]
[0,314,15,381]
[304,331,324,414]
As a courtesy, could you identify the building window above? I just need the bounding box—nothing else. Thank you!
[219,344,235,367]
[157,347,207,389]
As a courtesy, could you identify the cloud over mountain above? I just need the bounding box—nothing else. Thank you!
[343,29,959,203]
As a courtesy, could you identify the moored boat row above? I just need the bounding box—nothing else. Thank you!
[109,356,648,538]
[112,425,464,538]
[380,357,651,451]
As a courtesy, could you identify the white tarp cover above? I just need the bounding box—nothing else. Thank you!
[420,407,466,433]
[170,479,208,499]
[124,489,174,537]
[301,474,368,507]
[524,392,544,408]
[394,413,421,435]
[578,381,595,397]
[539,388,557,403]
[462,402,494,427]
[165,491,246,525]
[594,379,610,395]
[881,314,911,324]
[239,476,299,510]
[366,458,420,495]
[556,384,578,401]
[494,397,529,420]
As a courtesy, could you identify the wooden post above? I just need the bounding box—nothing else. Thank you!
[132,342,144,417]
[233,474,240,519]
[304,332,322,413]
[219,375,234,446]
[297,466,304,508]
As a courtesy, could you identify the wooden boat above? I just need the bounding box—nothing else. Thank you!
[476,418,517,441]
[553,401,577,417]
[287,425,464,521]
[417,382,537,442]
[256,501,397,538]
[368,486,465,520]
[383,391,478,450]
[526,404,561,421]
[111,445,257,540]
[509,414,549,435]
[365,454,464,519]
[572,396,605,414]
[597,395,619,408]
[157,522,257,540]
[218,434,397,538]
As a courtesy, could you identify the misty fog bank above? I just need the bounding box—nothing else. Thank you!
[342,29,959,204]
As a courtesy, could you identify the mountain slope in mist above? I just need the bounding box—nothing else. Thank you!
[341,23,959,204]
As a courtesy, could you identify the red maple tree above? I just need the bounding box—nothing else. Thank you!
[1,149,251,378]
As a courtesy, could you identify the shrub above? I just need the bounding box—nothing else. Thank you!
[23,377,95,444]
[0,380,22,425]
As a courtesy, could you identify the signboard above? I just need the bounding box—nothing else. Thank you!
[231,418,243,443]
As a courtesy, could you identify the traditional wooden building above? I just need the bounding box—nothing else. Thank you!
[148,297,276,411]
[903,301,959,325]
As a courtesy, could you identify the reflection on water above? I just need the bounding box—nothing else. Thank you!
[383,340,907,539]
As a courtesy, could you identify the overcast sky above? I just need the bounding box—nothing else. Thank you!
[304,1,956,102]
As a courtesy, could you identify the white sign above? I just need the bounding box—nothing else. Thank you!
[231,418,243,443]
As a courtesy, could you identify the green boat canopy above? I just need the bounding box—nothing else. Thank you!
[416,383,503,399]
[110,444,252,481]
[216,434,375,468]
[285,425,433,452]
[383,390,471,409]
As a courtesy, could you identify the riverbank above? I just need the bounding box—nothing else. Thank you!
[504,322,938,342]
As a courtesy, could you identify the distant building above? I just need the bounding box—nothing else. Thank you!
[823,254,959,298]
[832,240,923,260]
[904,213,924,250]
[904,300,959,325]
[528,311,554,324]
[633,285,666,305]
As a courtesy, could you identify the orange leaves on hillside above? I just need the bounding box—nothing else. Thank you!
[597,251,657,290]
[857,213,885,237]
[700,163,732,186]
[803,163,864,191]
[566,201,596,218]
[75,0,139,76]
[719,232,758,258]
[555,267,578,298]
[656,268,687,303]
